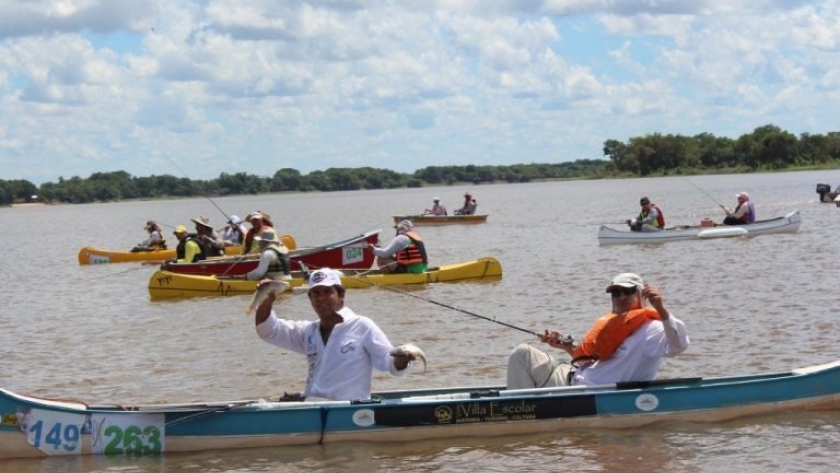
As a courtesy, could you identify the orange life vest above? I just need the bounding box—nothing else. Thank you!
[395,231,427,266]
[571,307,660,365]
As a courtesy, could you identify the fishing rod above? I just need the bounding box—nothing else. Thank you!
[340,270,538,336]
[290,258,535,335]
[680,177,727,210]
[160,152,231,222]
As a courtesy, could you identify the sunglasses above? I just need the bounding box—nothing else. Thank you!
[610,286,638,298]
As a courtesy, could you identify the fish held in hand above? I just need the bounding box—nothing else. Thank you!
[390,343,427,372]
[246,280,290,314]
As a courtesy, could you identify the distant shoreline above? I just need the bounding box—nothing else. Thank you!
[9,202,47,208]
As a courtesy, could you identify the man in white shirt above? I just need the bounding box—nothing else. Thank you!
[506,272,689,390]
[253,268,422,401]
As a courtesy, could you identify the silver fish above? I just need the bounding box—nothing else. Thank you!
[389,343,427,372]
[246,280,290,314]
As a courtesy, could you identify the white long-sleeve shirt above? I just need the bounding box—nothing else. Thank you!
[572,314,690,386]
[256,306,405,401]
[371,234,411,258]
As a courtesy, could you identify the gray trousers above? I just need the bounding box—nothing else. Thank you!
[506,344,573,390]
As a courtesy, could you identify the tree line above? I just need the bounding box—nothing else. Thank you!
[2,124,839,206]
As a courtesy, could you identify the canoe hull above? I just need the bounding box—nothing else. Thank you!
[148,257,503,300]
[3,360,840,459]
[159,230,380,275]
[77,235,297,265]
[597,210,802,246]
[392,214,488,226]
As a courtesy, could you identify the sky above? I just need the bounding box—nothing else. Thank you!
[1,1,838,185]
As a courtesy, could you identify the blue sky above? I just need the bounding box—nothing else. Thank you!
[1,0,838,185]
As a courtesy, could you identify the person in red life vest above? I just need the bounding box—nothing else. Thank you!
[626,197,664,232]
[368,219,428,274]
[506,272,689,390]
[723,191,756,225]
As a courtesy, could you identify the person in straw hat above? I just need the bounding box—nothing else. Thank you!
[191,215,225,257]
[242,211,276,255]
[132,220,166,252]
[244,229,292,281]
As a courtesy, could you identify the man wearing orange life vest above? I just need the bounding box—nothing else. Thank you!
[368,219,428,274]
[506,273,689,390]
[626,197,664,232]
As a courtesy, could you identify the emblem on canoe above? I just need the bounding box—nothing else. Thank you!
[352,409,375,427]
[635,393,659,411]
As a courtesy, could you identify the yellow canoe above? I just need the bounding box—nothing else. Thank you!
[148,256,503,300]
[78,235,297,265]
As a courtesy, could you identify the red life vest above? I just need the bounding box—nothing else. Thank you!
[571,307,660,365]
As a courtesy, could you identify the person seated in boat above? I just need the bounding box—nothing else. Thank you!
[192,216,226,257]
[243,230,292,281]
[242,211,276,255]
[506,272,690,390]
[454,193,477,215]
[171,225,206,263]
[252,268,422,401]
[221,215,247,246]
[626,197,664,232]
[424,197,448,215]
[131,220,166,252]
[368,219,428,274]
[722,192,756,225]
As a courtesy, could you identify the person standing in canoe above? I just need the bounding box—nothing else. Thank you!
[506,272,690,390]
[131,220,166,252]
[252,268,423,401]
[626,197,664,232]
[243,230,292,281]
[722,192,756,225]
[424,197,448,215]
[368,219,428,274]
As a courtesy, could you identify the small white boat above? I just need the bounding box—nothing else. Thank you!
[597,210,802,246]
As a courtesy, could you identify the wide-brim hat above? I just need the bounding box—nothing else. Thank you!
[191,215,213,229]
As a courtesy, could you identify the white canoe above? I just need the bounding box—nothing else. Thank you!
[597,210,802,246]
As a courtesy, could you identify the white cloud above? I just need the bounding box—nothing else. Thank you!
[0,0,838,184]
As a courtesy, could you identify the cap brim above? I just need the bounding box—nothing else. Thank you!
[606,283,637,292]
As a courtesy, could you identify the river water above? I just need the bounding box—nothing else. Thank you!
[2,170,840,472]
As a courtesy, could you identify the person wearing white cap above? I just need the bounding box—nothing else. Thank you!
[723,192,756,225]
[244,230,291,281]
[368,219,428,274]
[424,197,447,216]
[252,268,421,401]
[221,215,247,246]
[506,273,689,390]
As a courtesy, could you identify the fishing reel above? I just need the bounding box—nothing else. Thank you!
[554,334,574,348]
